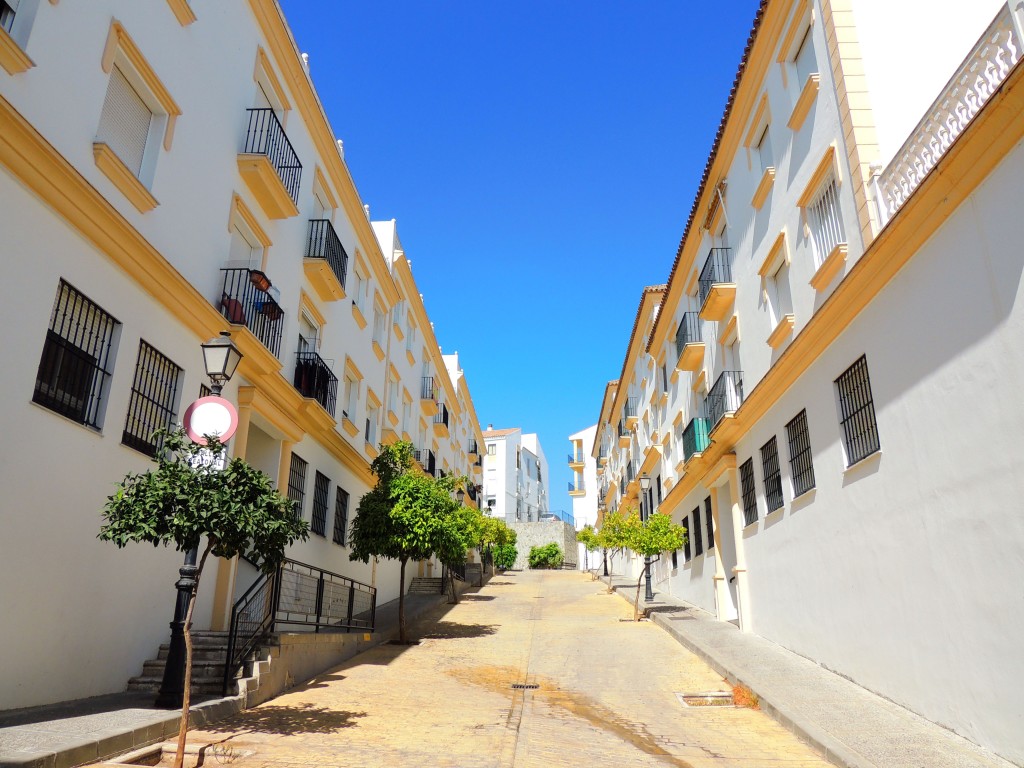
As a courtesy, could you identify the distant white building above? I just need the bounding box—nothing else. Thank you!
[568,424,599,568]
[482,426,548,523]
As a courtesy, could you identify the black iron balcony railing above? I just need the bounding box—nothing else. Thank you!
[682,417,710,462]
[598,445,608,461]
[569,480,585,493]
[625,461,636,485]
[467,484,479,502]
[434,403,449,428]
[675,312,702,359]
[293,350,338,417]
[242,108,302,203]
[306,219,349,289]
[415,448,436,475]
[698,248,733,307]
[219,268,284,356]
[421,376,437,402]
[618,420,628,438]
[468,439,479,454]
[624,396,639,419]
[706,370,744,429]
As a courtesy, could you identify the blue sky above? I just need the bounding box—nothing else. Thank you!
[280,1,761,517]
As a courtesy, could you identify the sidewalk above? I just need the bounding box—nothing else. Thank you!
[0,588,458,768]
[601,573,1014,768]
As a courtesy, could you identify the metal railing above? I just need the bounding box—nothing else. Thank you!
[675,311,701,359]
[624,396,639,420]
[219,268,284,356]
[421,376,437,402]
[434,403,449,429]
[468,439,479,454]
[705,370,744,429]
[618,420,628,438]
[224,558,375,694]
[568,451,585,464]
[306,219,348,289]
[698,248,733,307]
[682,417,710,462]
[568,480,585,493]
[242,108,302,203]
[415,448,436,475]
[293,350,338,416]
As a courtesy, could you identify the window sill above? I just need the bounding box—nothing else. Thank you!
[341,417,360,438]
[364,441,379,459]
[93,143,158,213]
[751,166,775,210]
[372,340,385,361]
[351,302,367,330]
[405,348,416,366]
[788,73,820,131]
[767,314,795,348]
[843,449,881,475]
[809,243,848,292]
[165,0,197,25]
[0,26,34,74]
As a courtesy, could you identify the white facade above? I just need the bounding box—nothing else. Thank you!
[568,424,599,569]
[482,427,548,523]
[591,2,1024,763]
[0,0,482,710]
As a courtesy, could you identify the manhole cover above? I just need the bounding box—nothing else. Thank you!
[511,683,539,690]
[675,692,734,707]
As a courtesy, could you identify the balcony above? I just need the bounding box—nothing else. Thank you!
[568,451,585,469]
[617,419,630,448]
[598,445,608,466]
[219,268,284,357]
[237,108,301,219]
[414,448,436,476]
[675,311,705,372]
[706,370,744,431]
[682,417,710,463]
[568,480,585,497]
[468,439,479,459]
[304,219,349,301]
[293,350,337,418]
[420,376,438,416]
[698,248,735,321]
[433,402,450,437]
[624,396,639,430]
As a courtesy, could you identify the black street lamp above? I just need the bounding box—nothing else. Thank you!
[156,333,243,708]
[639,474,654,603]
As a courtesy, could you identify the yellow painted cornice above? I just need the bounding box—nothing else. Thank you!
[610,289,663,424]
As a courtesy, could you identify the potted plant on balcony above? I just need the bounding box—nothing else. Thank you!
[249,269,272,292]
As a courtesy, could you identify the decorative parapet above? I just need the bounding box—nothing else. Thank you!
[874,5,1022,226]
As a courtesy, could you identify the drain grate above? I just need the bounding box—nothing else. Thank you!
[511,683,540,690]
[675,692,734,708]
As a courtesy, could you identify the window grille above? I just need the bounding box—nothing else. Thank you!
[761,437,784,513]
[287,453,308,520]
[704,496,714,550]
[692,506,703,556]
[122,341,182,456]
[835,356,880,465]
[739,458,758,526]
[786,409,816,497]
[199,383,211,399]
[333,487,350,546]
[310,471,330,537]
[807,178,845,268]
[683,515,691,561]
[33,280,119,428]
[97,65,153,176]
[671,549,678,569]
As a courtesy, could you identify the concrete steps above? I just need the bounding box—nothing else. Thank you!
[126,631,239,697]
[408,577,443,594]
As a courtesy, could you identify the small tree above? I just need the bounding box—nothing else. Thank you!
[99,429,307,768]
[493,543,517,570]
[625,511,687,620]
[479,516,516,575]
[576,525,600,573]
[439,498,482,601]
[596,509,631,592]
[349,441,461,642]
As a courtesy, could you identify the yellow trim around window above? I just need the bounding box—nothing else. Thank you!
[758,230,790,278]
[0,26,34,75]
[93,143,158,213]
[797,143,840,208]
[165,0,197,26]
[788,73,820,132]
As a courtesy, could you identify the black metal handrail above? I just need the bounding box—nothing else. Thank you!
[698,248,733,307]
[219,268,284,356]
[706,370,744,429]
[624,396,639,419]
[618,420,628,438]
[682,417,710,462]
[433,403,449,428]
[468,439,479,454]
[242,108,302,203]
[223,559,376,694]
[675,312,701,359]
[306,219,348,289]
[294,350,338,417]
[415,448,436,475]
[421,376,437,401]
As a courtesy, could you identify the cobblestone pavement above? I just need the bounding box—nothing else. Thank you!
[177,571,831,767]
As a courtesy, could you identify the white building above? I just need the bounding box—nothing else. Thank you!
[482,427,549,523]
[591,0,1024,762]
[567,424,599,567]
[0,0,483,711]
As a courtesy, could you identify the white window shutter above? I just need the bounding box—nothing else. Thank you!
[97,66,153,177]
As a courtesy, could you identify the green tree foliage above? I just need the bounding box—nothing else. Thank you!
[575,525,600,571]
[99,429,307,768]
[493,543,517,570]
[479,516,516,575]
[624,511,687,620]
[596,508,632,592]
[349,441,470,639]
[528,542,564,569]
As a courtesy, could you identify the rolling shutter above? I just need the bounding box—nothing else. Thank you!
[97,65,152,176]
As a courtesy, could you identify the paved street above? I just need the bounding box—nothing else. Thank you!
[179,570,829,767]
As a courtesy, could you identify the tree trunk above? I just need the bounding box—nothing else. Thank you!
[606,552,616,593]
[633,565,646,621]
[398,557,408,643]
[173,541,213,768]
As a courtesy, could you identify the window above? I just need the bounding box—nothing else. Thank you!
[761,437,784,513]
[691,506,703,556]
[786,409,816,497]
[199,383,212,399]
[33,280,120,428]
[310,471,330,537]
[739,458,758,526]
[122,341,182,456]
[487,443,496,456]
[671,549,678,569]
[372,305,385,346]
[766,259,793,326]
[807,177,845,268]
[756,124,773,173]
[1,0,17,34]
[683,515,692,562]
[287,453,307,520]
[365,405,378,444]
[836,356,880,465]
[332,487,350,545]
[794,26,816,86]
[97,66,153,177]
[704,496,714,551]
[342,375,357,421]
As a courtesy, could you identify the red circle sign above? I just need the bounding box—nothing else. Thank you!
[183,396,239,445]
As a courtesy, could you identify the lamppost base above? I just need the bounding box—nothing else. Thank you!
[155,549,198,708]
